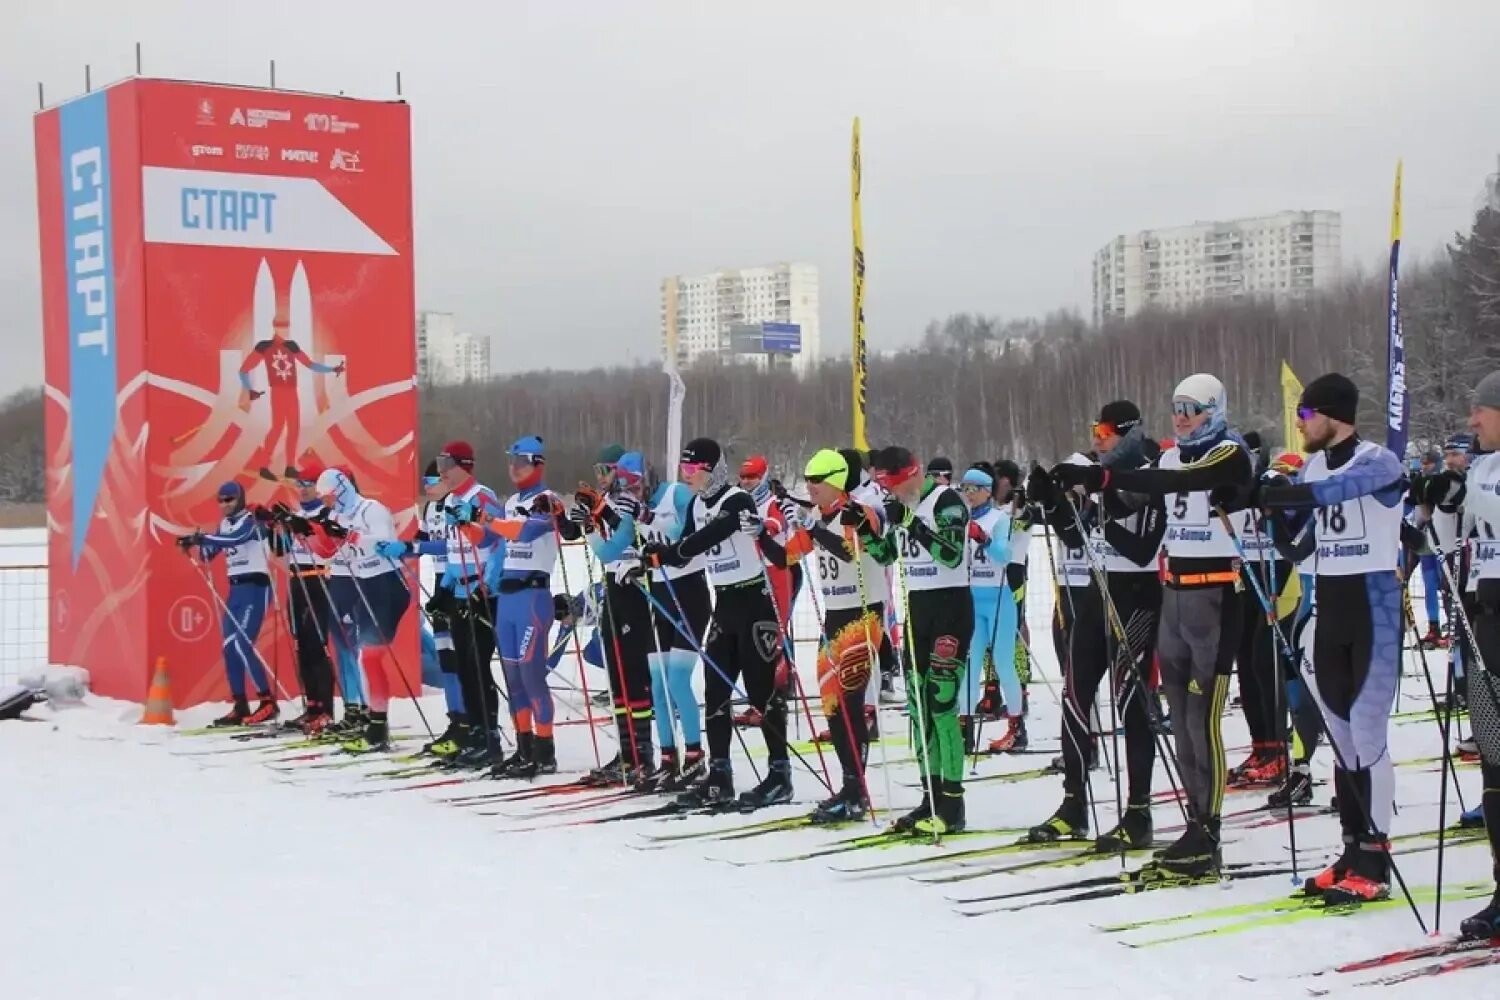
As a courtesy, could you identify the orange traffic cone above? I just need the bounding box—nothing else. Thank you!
[142,657,175,726]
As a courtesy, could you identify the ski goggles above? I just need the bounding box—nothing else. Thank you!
[1171,400,1208,418]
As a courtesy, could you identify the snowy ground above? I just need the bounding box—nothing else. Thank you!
[1,531,1491,999]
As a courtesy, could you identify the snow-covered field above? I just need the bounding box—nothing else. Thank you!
[1,529,1491,999]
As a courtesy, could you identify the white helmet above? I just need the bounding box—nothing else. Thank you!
[1173,373,1226,413]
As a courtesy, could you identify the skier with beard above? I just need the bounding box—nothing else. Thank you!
[1051,375,1253,878]
[640,438,795,812]
[1027,402,1166,851]
[870,446,973,835]
[1245,373,1413,903]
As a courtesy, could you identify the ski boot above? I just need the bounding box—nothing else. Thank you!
[331,704,369,737]
[1094,803,1153,853]
[659,747,705,793]
[914,780,966,836]
[1227,743,1271,786]
[1241,747,1288,786]
[893,784,935,834]
[243,694,278,725]
[1152,817,1221,878]
[1458,803,1485,829]
[733,706,764,728]
[675,759,735,810]
[1320,838,1391,906]
[1419,627,1447,651]
[302,711,334,737]
[282,706,315,732]
[452,729,502,770]
[637,749,677,792]
[811,783,868,825]
[986,716,1025,754]
[423,717,468,758]
[1302,835,1357,897]
[1025,793,1089,843]
[210,699,252,727]
[1267,763,1314,809]
[581,752,626,787]
[975,679,1003,722]
[1456,736,1480,758]
[491,732,536,779]
[738,760,793,813]
[1458,889,1500,941]
[341,712,390,754]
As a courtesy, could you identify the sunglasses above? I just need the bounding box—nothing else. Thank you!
[295,479,318,489]
[509,453,542,466]
[1171,400,1207,418]
[959,483,988,494]
[1091,422,1117,439]
[593,463,616,477]
[217,495,239,503]
[1296,406,1319,421]
[421,476,440,488]
[679,461,711,476]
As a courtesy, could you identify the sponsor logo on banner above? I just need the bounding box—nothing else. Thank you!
[196,100,215,125]
[235,144,270,161]
[191,144,223,158]
[280,149,319,164]
[230,107,292,129]
[329,148,363,173]
[141,166,398,255]
[304,112,360,135]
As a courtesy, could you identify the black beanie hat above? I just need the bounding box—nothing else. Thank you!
[681,437,722,467]
[1097,400,1142,433]
[926,456,953,477]
[1300,373,1359,425]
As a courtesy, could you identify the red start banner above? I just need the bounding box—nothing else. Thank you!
[36,79,418,705]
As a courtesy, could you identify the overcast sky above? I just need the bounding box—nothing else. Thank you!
[5,1,1498,396]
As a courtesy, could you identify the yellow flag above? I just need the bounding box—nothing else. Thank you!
[1280,361,1304,454]
[851,117,869,451]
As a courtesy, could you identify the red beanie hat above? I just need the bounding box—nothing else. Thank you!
[441,440,475,469]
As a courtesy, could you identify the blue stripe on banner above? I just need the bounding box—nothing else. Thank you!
[58,92,118,569]
[1386,239,1406,459]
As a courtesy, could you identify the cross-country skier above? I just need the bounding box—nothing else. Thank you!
[178,481,277,726]
[1251,373,1408,904]
[1051,374,1254,878]
[870,446,973,835]
[1409,370,1500,937]
[478,436,582,777]
[268,460,337,734]
[1028,402,1167,852]
[574,447,659,784]
[635,455,714,791]
[640,437,794,812]
[957,463,1020,755]
[307,468,410,752]
[788,448,893,823]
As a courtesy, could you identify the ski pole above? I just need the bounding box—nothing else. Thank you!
[451,528,507,757]
[1215,505,1428,934]
[844,523,894,824]
[1249,519,1300,883]
[257,530,300,715]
